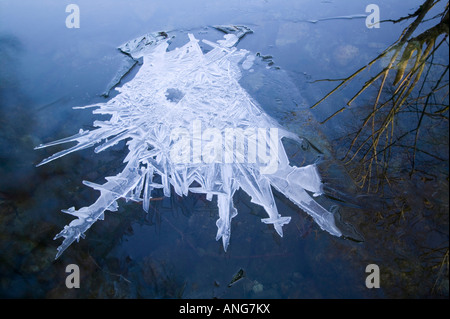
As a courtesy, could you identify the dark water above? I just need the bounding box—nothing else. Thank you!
[0,0,448,299]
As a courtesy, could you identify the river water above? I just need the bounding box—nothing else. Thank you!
[0,0,448,298]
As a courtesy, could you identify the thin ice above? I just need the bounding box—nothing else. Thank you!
[35,26,342,259]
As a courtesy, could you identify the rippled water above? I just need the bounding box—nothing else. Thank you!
[0,0,448,298]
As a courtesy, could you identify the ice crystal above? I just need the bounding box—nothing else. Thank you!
[36,26,342,259]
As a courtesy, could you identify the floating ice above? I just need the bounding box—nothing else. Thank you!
[35,26,342,259]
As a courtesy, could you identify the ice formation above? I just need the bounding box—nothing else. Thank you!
[36,26,342,259]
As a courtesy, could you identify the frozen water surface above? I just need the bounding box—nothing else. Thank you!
[35,26,342,259]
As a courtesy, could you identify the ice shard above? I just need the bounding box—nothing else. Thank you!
[35,26,342,259]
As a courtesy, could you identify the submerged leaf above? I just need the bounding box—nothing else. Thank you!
[228,268,245,287]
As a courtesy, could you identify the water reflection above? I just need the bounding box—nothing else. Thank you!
[0,0,448,299]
